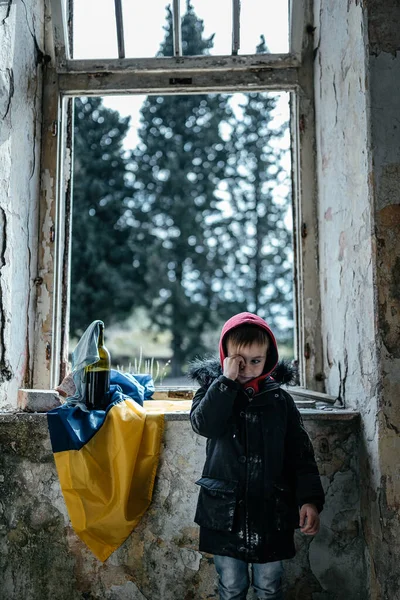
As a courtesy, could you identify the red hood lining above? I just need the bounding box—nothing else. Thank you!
[219,312,279,393]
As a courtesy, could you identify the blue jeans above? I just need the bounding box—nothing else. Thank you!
[214,555,284,600]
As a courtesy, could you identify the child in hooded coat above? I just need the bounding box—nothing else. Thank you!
[189,312,325,600]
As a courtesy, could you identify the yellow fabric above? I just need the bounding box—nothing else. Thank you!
[54,399,166,561]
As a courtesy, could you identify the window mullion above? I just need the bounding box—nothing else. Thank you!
[49,0,70,64]
[289,0,306,59]
[232,0,241,56]
[290,0,324,391]
[113,0,126,59]
[172,0,182,57]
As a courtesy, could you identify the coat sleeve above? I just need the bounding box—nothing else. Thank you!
[284,391,325,512]
[190,375,241,439]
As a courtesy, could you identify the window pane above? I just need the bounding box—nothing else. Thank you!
[239,0,289,55]
[70,91,294,381]
[121,1,172,58]
[180,0,232,56]
[73,0,119,59]
[72,1,289,60]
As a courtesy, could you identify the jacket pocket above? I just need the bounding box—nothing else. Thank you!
[194,477,238,532]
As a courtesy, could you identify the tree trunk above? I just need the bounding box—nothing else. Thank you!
[170,260,184,378]
[171,329,184,377]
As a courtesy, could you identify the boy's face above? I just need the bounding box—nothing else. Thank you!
[226,340,268,384]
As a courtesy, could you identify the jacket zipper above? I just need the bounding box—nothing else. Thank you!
[243,384,280,552]
[245,409,249,553]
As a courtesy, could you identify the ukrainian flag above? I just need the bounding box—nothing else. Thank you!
[47,385,165,562]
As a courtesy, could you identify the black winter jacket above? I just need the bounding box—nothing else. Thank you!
[189,358,325,563]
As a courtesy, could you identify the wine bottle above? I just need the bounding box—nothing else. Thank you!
[84,323,111,410]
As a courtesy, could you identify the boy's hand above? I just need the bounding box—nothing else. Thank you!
[299,503,320,535]
[223,355,244,381]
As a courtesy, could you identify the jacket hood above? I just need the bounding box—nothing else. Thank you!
[219,312,279,371]
[219,313,279,391]
[187,356,297,390]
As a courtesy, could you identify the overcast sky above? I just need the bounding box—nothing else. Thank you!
[73,1,290,149]
[73,0,289,59]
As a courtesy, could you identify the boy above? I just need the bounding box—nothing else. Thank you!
[189,312,324,600]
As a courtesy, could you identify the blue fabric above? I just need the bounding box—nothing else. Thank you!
[48,374,154,453]
[48,396,110,453]
[110,370,154,403]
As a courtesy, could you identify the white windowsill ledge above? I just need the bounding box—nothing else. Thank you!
[15,387,356,422]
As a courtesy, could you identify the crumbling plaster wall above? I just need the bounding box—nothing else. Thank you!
[0,413,365,600]
[314,0,376,409]
[314,0,400,598]
[0,0,46,410]
[364,1,400,598]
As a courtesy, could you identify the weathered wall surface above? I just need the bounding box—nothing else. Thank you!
[314,1,400,598]
[313,0,376,409]
[364,2,400,598]
[0,0,45,410]
[0,412,365,600]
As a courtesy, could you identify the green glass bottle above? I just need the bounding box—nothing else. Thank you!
[85,323,111,410]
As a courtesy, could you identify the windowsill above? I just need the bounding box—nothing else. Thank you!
[15,387,358,421]
[2,407,359,423]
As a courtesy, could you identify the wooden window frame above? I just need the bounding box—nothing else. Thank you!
[34,0,323,391]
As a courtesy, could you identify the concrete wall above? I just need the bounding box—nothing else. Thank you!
[314,1,400,598]
[0,412,365,600]
[364,2,400,598]
[0,0,45,410]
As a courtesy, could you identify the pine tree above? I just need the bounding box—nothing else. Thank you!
[216,36,293,339]
[130,3,232,375]
[70,97,139,336]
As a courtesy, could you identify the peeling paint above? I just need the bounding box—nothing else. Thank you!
[347,0,362,12]
[1,67,14,119]
[0,0,13,26]
[338,231,347,261]
[40,169,55,272]
[337,356,348,408]
[0,206,6,269]
[0,0,44,405]
[0,206,13,384]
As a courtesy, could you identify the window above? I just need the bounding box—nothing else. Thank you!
[37,0,322,391]
[70,90,293,379]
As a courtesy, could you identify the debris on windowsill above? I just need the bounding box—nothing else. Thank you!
[294,399,316,409]
[18,389,63,413]
[55,372,75,399]
[152,387,195,401]
[283,385,337,406]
